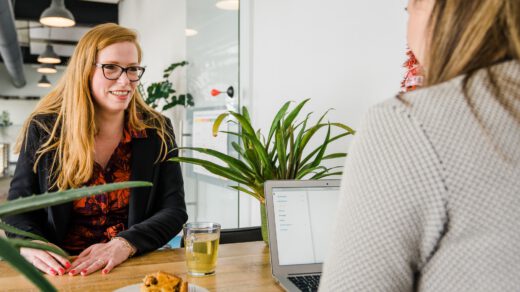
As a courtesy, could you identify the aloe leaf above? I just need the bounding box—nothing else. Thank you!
[0,238,56,292]
[212,113,229,137]
[266,101,291,147]
[6,239,68,258]
[0,221,48,242]
[0,181,152,217]
[282,98,310,130]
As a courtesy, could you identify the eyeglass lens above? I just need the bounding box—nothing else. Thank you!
[102,64,144,81]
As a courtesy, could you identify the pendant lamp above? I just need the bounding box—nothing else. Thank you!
[40,0,75,27]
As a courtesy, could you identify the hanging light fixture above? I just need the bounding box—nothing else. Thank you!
[37,63,58,74]
[38,44,61,64]
[216,0,239,10]
[39,0,76,27]
[38,75,52,88]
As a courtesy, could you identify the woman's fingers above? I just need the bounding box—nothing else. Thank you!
[80,259,106,276]
[37,252,67,275]
[49,251,72,271]
[32,256,57,276]
[101,259,116,274]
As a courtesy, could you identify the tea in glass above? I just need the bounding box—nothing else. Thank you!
[183,222,221,276]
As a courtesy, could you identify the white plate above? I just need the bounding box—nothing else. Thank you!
[113,283,208,292]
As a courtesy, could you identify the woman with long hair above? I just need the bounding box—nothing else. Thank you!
[5,23,187,276]
[320,0,520,290]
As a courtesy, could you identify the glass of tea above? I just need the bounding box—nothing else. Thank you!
[183,222,221,276]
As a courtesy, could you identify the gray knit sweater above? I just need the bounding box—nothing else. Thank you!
[320,61,520,291]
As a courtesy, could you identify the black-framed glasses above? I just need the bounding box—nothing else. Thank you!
[95,63,145,82]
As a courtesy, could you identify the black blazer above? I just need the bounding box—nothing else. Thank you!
[4,114,188,255]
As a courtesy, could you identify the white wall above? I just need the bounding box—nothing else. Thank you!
[242,0,408,225]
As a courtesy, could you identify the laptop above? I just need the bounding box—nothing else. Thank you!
[264,179,341,292]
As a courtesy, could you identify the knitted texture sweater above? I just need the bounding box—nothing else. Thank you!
[319,61,520,291]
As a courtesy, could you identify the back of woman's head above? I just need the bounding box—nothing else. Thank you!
[425,0,520,85]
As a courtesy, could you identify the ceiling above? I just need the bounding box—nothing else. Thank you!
[1,0,120,65]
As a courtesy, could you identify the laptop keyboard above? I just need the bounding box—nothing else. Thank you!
[287,274,321,292]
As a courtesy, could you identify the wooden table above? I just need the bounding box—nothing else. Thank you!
[0,241,284,291]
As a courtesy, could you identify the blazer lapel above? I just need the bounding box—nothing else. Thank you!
[129,134,155,225]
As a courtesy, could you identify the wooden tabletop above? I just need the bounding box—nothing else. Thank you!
[0,241,284,292]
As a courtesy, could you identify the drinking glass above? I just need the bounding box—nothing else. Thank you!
[183,222,221,276]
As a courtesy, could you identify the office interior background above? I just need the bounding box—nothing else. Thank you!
[0,0,407,229]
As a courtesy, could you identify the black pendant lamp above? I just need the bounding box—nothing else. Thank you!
[38,75,52,88]
[38,44,61,64]
[37,63,58,74]
[39,0,76,28]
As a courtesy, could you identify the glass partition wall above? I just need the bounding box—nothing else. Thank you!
[182,0,241,229]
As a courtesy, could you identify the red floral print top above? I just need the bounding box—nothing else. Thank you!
[62,127,146,254]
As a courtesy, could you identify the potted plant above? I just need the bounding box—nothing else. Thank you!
[0,181,151,292]
[171,99,355,242]
[139,61,194,111]
[0,111,13,128]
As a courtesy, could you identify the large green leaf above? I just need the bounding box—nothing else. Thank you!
[212,113,229,137]
[275,125,287,178]
[176,147,256,180]
[282,98,310,130]
[0,221,48,242]
[171,157,251,185]
[0,238,56,292]
[266,101,291,147]
[0,181,152,217]
[6,239,67,258]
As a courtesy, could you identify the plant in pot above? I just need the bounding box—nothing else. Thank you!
[139,61,195,111]
[0,181,151,292]
[170,99,355,242]
[0,111,13,128]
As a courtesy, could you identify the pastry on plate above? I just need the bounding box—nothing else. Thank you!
[140,271,188,292]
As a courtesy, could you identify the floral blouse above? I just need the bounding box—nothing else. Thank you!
[62,127,146,254]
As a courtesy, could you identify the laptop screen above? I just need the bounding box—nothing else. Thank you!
[271,186,340,266]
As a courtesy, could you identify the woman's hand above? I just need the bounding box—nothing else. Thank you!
[68,237,135,276]
[20,240,71,276]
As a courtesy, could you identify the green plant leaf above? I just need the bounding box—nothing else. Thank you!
[0,181,152,217]
[311,171,343,180]
[170,157,252,185]
[283,98,310,130]
[275,125,287,178]
[266,101,291,147]
[229,185,263,203]
[0,221,48,242]
[212,113,229,137]
[6,239,68,258]
[0,238,56,292]
[176,147,256,179]
[322,153,347,160]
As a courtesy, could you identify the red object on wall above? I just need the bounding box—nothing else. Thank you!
[211,89,221,96]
